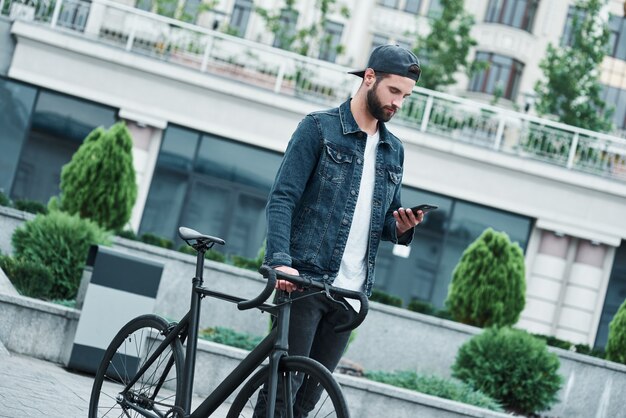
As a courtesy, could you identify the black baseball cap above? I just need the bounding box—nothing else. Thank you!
[349,44,421,82]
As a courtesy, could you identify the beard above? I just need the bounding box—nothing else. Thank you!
[366,82,396,122]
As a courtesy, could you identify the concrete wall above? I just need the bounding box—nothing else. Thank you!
[0,17,14,76]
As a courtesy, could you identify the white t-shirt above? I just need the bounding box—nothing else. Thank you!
[333,130,379,309]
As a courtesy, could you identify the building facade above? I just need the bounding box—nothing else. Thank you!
[1,0,626,350]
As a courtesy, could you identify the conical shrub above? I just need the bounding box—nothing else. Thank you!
[606,298,626,365]
[446,228,526,327]
[59,122,137,231]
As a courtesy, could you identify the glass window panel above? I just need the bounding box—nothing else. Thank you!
[430,201,532,308]
[318,21,344,63]
[374,188,453,305]
[230,0,253,37]
[595,241,626,348]
[139,126,199,239]
[379,0,399,8]
[404,0,421,14]
[0,78,37,195]
[177,179,232,245]
[195,134,281,194]
[427,0,443,18]
[136,0,152,11]
[11,91,117,203]
[371,34,388,51]
[273,8,299,49]
[228,193,268,258]
[182,0,201,22]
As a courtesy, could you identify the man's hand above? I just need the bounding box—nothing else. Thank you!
[393,207,424,236]
[274,265,300,293]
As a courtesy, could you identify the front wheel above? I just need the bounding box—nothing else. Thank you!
[227,356,349,418]
[89,314,185,418]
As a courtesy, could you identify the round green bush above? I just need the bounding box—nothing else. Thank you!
[60,122,137,231]
[452,327,562,415]
[0,255,54,299]
[446,228,526,327]
[11,211,110,300]
[606,298,626,364]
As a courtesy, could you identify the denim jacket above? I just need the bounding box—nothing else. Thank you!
[265,99,413,296]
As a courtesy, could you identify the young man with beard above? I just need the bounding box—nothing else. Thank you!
[262,45,423,415]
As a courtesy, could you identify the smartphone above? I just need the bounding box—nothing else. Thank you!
[409,204,438,214]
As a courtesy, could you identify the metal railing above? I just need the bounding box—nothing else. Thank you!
[4,0,626,182]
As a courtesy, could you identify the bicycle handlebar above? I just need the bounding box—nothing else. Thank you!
[242,265,369,333]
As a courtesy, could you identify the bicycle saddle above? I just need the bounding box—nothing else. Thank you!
[178,226,225,245]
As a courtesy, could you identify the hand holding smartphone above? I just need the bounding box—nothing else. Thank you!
[409,204,438,214]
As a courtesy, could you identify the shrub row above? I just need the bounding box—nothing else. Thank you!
[0,190,48,215]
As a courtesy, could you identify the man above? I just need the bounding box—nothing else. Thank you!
[263,44,423,414]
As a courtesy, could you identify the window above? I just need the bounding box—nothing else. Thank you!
[561,5,587,47]
[602,85,626,131]
[0,78,37,195]
[230,0,253,38]
[374,188,532,307]
[404,0,422,14]
[469,51,524,100]
[608,14,626,60]
[182,0,202,23]
[11,91,117,203]
[371,34,389,52]
[484,0,539,32]
[273,8,299,50]
[318,21,344,63]
[595,241,626,348]
[378,0,399,8]
[427,0,443,18]
[135,0,152,11]
[140,126,282,258]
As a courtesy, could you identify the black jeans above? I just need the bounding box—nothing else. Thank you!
[253,289,357,418]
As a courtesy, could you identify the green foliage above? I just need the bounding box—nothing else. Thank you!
[534,0,613,132]
[255,0,349,59]
[139,233,174,249]
[199,326,263,350]
[407,299,451,319]
[60,122,138,232]
[446,228,526,327]
[606,298,626,364]
[413,0,479,91]
[364,370,503,412]
[11,211,111,300]
[0,190,10,207]
[0,255,55,299]
[177,244,227,262]
[117,229,138,240]
[452,327,562,415]
[231,241,265,271]
[13,199,48,215]
[370,289,403,307]
[532,333,605,359]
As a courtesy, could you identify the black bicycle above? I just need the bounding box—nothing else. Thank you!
[89,226,368,418]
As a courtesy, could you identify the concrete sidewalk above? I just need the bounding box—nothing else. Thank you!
[0,350,230,418]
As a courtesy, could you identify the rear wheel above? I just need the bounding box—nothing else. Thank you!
[89,314,184,418]
[227,356,349,418]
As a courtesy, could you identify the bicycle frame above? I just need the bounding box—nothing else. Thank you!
[120,249,292,418]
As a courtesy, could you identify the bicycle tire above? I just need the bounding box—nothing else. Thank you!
[89,314,185,418]
[227,356,350,418]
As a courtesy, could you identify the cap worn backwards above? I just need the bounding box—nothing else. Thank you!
[349,44,421,82]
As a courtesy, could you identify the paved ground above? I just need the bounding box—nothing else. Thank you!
[0,350,230,417]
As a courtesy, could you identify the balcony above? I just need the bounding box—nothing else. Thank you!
[3,0,626,182]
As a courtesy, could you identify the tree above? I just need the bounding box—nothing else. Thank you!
[255,0,350,59]
[413,0,479,91]
[59,122,138,232]
[446,228,526,327]
[606,298,626,365]
[534,0,613,132]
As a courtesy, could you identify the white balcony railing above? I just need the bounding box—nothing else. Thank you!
[3,0,626,182]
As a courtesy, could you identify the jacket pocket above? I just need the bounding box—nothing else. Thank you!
[322,142,353,183]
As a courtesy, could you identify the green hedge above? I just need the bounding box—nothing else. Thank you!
[364,370,503,412]
[12,211,110,300]
[606,298,626,365]
[452,327,562,415]
[370,289,403,307]
[0,255,54,299]
[199,326,263,351]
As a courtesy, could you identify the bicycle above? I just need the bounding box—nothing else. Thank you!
[89,226,368,418]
